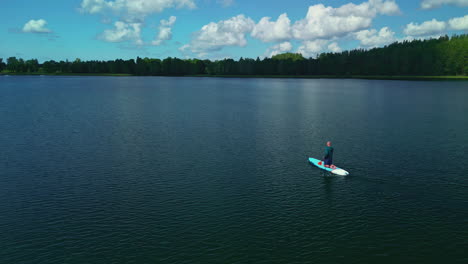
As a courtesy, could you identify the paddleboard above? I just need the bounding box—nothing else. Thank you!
[308,157,349,176]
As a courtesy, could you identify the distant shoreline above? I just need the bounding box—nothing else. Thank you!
[1,72,467,81]
[0,72,132,77]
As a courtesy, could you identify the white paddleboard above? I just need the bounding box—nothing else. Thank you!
[308,157,349,176]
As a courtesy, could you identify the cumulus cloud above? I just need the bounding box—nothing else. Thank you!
[404,15,468,38]
[292,0,400,40]
[328,42,342,53]
[100,21,143,44]
[251,13,292,42]
[22,19,51,33]
[181,1,400,56]
[80,0,195,20]
[264,41,293,57]
[372,0,401,15]
[81,0,192,46]
[183,15,255,54]
[404,19,446,36]
[420,0,468,9]
[179,44,190,52]
[161,15,177,27]
[297,39,330,57]
[152,16,176,45]
[355,27,396,47]
[448,14,468,30]
[296,40,344,57]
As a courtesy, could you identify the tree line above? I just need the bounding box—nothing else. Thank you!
[1,34,466,76]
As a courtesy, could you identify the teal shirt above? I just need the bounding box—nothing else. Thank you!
[324,146,334,160]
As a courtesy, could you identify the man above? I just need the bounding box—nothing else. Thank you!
[323,141,336,169]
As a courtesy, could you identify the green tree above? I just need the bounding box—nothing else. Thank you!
[0,58,5,72]
[6,57,19,72]
[71,58,84,73]
[25,59,39,72]
[272,52,305,61]
[43,60,59,73]
[3,34,466,76]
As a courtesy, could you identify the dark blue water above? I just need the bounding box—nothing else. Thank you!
[1,76,467,263]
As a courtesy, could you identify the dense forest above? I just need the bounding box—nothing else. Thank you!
[1,35,466,76]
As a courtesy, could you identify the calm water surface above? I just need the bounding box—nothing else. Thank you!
[1,76,467,263]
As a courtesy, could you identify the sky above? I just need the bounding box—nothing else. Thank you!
[1,0,467,62]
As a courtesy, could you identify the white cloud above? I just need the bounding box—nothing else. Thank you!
[152,16,176,45]
[184,0,400,53]
[404,19,446,36]
[22,19,51,33]
[265,41,293,57]
[183,15,255,54]
[403,15,468,38]
[291,0,400,40]
[420,0,468,9]
[100,21,143,44]
[179,44,190,52]
[161,15,177,27]
[328,42,342,53]
[297,39,345,57]
[251,13,292,42]
[81,0,192,46]
[355,27,396,47]
[80,0,107,14]
[297,39,329,57]
[448,14,468,30]
[80,0,195,21]
[182,0,401,56]
[293,4,370,40]
[371,0,401,15]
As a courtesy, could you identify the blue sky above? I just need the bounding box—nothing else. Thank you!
[1,0,467,62]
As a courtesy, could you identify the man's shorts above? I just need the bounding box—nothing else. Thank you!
[324,158,333,166]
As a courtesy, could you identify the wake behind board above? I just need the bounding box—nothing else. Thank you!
[308,157,349,176]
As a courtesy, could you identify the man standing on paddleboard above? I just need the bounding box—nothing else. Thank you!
[323,141,336,169]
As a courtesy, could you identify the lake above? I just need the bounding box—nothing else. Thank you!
[1,76,467,263]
